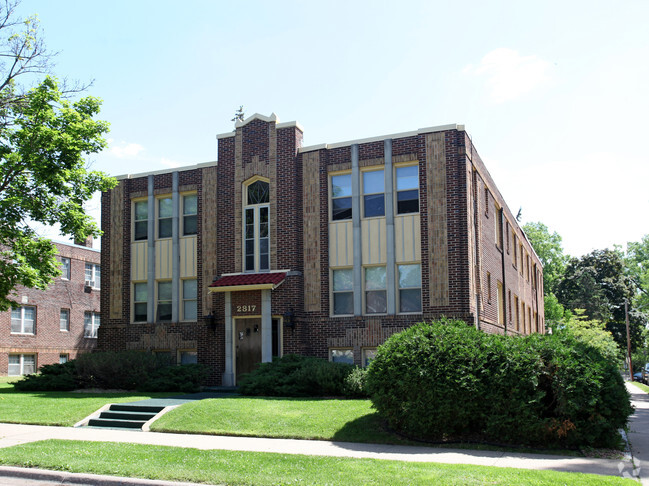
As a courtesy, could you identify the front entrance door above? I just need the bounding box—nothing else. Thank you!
[235,318,262,381]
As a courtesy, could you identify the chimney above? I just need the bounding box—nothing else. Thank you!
[74,236,93,248]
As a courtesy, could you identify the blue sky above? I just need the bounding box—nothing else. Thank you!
[21,0,649,257]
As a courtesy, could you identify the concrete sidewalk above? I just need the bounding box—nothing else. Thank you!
[0,385,646,484]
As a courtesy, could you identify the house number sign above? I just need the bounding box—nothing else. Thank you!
[236,305,257,313]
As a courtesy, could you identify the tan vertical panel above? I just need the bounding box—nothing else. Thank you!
[180,237,197,278]
[109,182,124,319]
[131,242,148,281]
[362,219,387,265]
[155,240,172,279]
[426,133,449,306]
[395,214,421,263]
[234,127,243,272]
[302,151,321,311]
[269,123,277,270]
[329,221,353,267]
[202,166,218,314]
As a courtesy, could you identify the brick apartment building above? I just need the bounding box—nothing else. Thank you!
[99,113,544,385]
[0,240,101,376]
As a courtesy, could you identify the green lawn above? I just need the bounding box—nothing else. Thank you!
[150,396,410,444]
[0,381,176,426]
[0,440,635,486]
[630,381,649,393]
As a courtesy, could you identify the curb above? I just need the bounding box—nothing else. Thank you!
[0,466,219,486]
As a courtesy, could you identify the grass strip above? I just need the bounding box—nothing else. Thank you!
[0,439,635,486]
[0,381,176,426]
[150,396,408,444]
[630,381,649,393]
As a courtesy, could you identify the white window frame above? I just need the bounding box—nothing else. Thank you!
[330,172,352,221]
[331,268,354,316]
[243,178,270,273]
[85,263,100,289]
[84,311,100,338]
[182,193,198,236]
[60,257,71,280]
[133,282,148,323]
[59,354,69,364]
[362,169,385,218]
[60,308,70,332]
[397,263,422,314]
[133,199,148,241]
[395,164,419,215]
[11,306,35,334]
[157,281,172,322]
[182,279,197,321]
[364,266,387,315]
[178,349,198,365]
[8,354,35,376]
[157,196,173,239]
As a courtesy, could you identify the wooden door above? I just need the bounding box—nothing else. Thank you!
[235,318,262,382]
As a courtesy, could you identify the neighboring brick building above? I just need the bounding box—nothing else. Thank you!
[0,240,101,376]
[100,113,544,385]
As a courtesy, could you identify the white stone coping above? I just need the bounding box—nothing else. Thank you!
[114,161,218,181]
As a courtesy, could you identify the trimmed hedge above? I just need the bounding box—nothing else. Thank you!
[238,354,367,398]
[12,351,208,392]
[365,318,633,449]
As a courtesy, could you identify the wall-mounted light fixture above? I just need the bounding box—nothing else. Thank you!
[204,312,216,329]
[283,308,295,329]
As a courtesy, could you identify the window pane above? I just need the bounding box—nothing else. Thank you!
[22,355,35,375]
[332,197,352,220]
[60,309,69,331]
[183,195,197,215]
[11,308,20,333]
[134,283,147,302]
[260,253,269,271]
[59,354,68,364]
[159,198,172,218]
[183,279,197,298]
[183,301,197,321]
[331,349,354,364]
[400,289,422,313]
[365,267,386,290]
[333,269,353,291]
[245,240,254,256]
[159,218,172,238]
[245,255,255,271]
[396,165,418,190]
[364,194,385,217]
[183,215,197,235]
[332,174,352,198]
[366,290,387,314]
[158,303,172,321]
[85,263,93,281]
[363,348,377,367]
[180,351,198,365]
[333,292,353,315]
[135,201,148,220]
[134,221,148,240]
[397,189,419,214]
[247,180,269,204]
[158,281,172,300]
[398,264,421,288]
[134,303,147,322]
[363,170,384,194]
[23,307,34,334]
[8,356,20,376]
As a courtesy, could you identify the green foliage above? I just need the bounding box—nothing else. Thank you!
[139,364,208,393]
[13,361,79,391]
[238,354,362,397]
[344,366,369,398]
[626,234,649,316]
[522,222,569,294]
[561,310,622,365]
[0,5,116,310]
[74,351,159,390]
[544,292,567,328]
[366,319,633,448]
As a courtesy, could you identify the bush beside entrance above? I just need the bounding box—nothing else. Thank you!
[365,319,633,449]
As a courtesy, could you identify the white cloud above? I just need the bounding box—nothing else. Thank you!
[463,48,553,103]
[160,158,181,169]
[108,141,145,159]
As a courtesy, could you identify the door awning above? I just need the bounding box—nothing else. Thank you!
[208,271,287,293]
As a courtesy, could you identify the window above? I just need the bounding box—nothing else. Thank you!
[508,290,512,323]
[133,282,147,322]
[330,348,354,365]
[332,268,353,315]
[362,169,384,217]
[497,282,505,325]
[495,206,503,249]
[182,279,197,321]
[365,266,386,314]
[157,281,172,321]
[134,200,148,241]
[84,312,100,338]
[85,263,100,288]
[154,350,174,366]
[60,309,70,332]
[513,234,518,266]
[179,350,198,365]
[59,354,69,364]
[183,194,197,236]
[486,272,492,303]
[244,180,270,272]
[484,187,489,216]
[8,354,35,376]
[11,306,35,334]
[519,244,524,275]
[60,257,70,280]
[506,222,510,254]
[514,295,520,331]
[158,197,172,238]
[331,174,352,221]
[398,264,422,313]
[362,348,377,367]
[396,165,419,214]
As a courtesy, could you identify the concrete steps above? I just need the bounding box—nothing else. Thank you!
[87,404,165,430]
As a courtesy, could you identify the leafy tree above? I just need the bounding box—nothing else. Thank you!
[626,234,649,315]
[522,222,568,294]
[560,309,622,365]
[0,1,116,311]
[557,249,644,351]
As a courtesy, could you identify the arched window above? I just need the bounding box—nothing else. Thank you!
[244,179,270,272]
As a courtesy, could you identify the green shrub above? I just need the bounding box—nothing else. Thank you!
[366,318,633,449]
[344,366,368,398]
[13,361,80,391]
[238,354,359,397]
[139,364,208,393]
[74,350,159,390]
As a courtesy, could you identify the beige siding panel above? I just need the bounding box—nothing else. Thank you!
[109,183,124,319]
[302,151,321,312]
[155,240,173,280]
[426,133,449,306]
[395,214,421,263]
[130,242,148,281]
[180,237,197,278]
[202,166,218,314]
[329,221,353,267]
[361,218,386,265]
